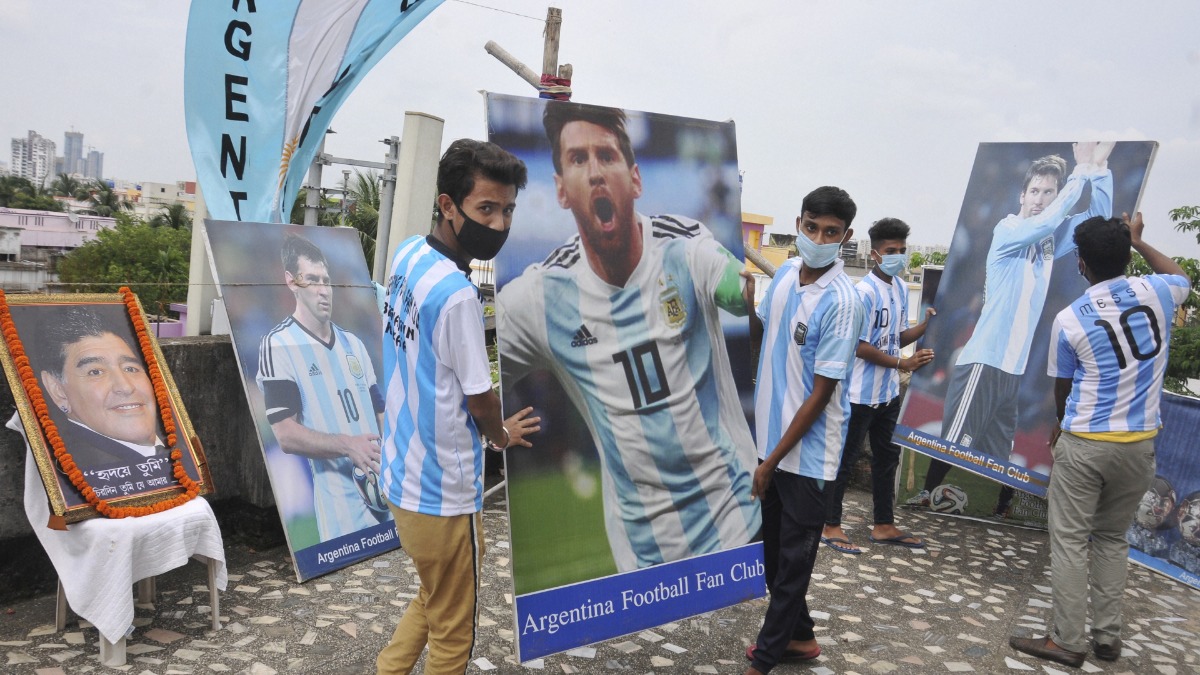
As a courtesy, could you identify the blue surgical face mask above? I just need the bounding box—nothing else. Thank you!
[796,232,846,269]
[876,253,907,277]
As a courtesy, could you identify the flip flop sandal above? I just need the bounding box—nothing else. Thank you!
[820,536,862,555]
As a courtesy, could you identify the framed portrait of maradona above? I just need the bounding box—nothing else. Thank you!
[0,291,212,526]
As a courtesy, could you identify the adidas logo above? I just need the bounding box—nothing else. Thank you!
[570,325,598,347]
[308,363,322,376]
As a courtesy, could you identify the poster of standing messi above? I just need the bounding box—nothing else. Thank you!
[207,221,399,582]
[487,93,763,661]
[893,141,1157,516]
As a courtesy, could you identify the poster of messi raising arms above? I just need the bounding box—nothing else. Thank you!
[488,93,763,661]
[894,141,1157,505]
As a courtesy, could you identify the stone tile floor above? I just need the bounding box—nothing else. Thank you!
[2,487,1199,674]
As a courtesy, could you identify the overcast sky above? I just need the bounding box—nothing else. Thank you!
[3,0,1199,251]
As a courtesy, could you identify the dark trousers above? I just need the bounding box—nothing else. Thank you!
[753,469,825,674]
[825,397,901,527]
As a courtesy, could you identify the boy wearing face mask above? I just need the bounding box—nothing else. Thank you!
[377,139,542,675]
[820,218,936,555]
[743,186,865,675]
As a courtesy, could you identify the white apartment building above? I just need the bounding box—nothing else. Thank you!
[10,131,57,187]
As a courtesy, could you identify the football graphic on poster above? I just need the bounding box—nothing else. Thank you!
[931,484,968,514]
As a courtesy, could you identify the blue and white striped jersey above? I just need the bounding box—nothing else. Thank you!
[380,236,494,517]
[956,169,1112,374]
[497,214,759,572]
[257,318,383,539]
[846,271,909,405]
[754,258,864,480]
[1050,274,1190,435]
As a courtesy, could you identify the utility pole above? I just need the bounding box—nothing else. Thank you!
[484,7,572,101]
[373,136,400,282]
[303,135,327,226]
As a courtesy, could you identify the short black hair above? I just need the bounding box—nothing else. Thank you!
[435,139,528,224]
[869,217,910,247]
[543,101,636,175]
[281,233,327,276]
[1074,216,1132,281]
[39,306,136,380]
[801,186,857,228]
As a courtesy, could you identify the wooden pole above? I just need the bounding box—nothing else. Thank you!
[542,7,561,77]
[484,40,540,89]
[484,7,571,99]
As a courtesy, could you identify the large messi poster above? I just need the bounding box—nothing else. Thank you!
[894,141,1157,510]
[207,222,399,581]
[487,93,763,661]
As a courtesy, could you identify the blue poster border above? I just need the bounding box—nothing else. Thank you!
[293,521,400,579]
[1129,548,1200,592]
[893,424,1048,497]
[514,543,766,662]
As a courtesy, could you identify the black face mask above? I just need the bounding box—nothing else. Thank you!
[452,205,509,261]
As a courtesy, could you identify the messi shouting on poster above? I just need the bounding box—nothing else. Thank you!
[495,99,759,576]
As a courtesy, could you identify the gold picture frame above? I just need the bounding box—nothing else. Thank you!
[0,292,213,526]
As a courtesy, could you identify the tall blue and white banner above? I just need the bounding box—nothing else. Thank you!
[184,0,443,223]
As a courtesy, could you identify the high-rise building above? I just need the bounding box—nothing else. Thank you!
[63,131,84,175]
[84,149,104,180]
[9,131,56,187]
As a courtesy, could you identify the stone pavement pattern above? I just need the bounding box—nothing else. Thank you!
[2,488,1199,674]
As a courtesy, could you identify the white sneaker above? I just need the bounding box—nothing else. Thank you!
[905,490,931,508]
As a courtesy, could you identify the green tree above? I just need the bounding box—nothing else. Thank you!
[149,202,193,230]
[81,179,132,217]
[908,251,927,269]
[57,218,192,311]
[343,170,381,274]
[0,175,63,211]
[288,188,338,226]
[1128,251,1200,395]
[1171,205,1200,244]
[51,173,87,200]
[928,250,948,265]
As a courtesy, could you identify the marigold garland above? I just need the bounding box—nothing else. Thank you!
[0,288,200,520]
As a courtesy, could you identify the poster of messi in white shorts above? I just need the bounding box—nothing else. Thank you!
[894,141,1157,502]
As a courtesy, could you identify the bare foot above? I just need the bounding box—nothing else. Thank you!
[821,524,861,553]
[871,523,922,546]
[788,638,819,653]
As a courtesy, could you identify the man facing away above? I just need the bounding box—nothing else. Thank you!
[821,217,935,554]
[257,233,387,540]
[376,139,539,675]
[911,142,1114,510]
[1010,212,1191,668]
[497,101,758,572]
[745,186,864,675]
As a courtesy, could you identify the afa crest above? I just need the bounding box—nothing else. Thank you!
[346,354,365,379]
[793,321,808,346]
[659,284,687,329]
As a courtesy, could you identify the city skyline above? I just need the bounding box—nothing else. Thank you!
[7,128,104,185]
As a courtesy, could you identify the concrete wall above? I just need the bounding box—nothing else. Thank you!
[0,336,278,600]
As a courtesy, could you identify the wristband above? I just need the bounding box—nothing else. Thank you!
[499,425,511,449]
[897,355,903,372]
